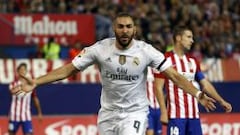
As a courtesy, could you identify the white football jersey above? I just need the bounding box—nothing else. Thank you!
[72,38,171,112]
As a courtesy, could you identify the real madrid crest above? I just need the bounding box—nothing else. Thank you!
[119,55,126,65]
[133,57,140,66]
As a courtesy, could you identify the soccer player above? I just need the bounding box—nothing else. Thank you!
[155,26,232,135]
[11,13,216,135]
[146,67,168,135]
[8,63,42,135]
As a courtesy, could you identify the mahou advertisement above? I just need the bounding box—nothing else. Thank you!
[0,14,95,46]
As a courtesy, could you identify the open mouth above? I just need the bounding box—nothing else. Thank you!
[121,36,129,41]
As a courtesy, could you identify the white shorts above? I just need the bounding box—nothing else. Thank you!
[98,108,148,135]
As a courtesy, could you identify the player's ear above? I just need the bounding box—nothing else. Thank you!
[133,26,137,36]
[176,35,181,42]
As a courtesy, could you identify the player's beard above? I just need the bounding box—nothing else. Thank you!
[115,33,134,49]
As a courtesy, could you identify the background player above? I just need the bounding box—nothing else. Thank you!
[8,63,42,135]
[155,26,232,135]
[10,13,216,135]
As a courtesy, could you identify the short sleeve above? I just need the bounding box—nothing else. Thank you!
[72,46,97,71]
[147,45,171,72]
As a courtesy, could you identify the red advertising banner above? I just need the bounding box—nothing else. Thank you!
[0,115,98,135]
[0,14,95,46]
[202,58,240,82]
[201,113,240,135]
[0,114,239,135]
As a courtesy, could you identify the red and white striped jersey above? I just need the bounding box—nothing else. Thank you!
[8,80,36,122]
[155,51,201,119]
[147,67,160,109]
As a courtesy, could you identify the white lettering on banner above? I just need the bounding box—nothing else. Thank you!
[31,59,68,83]
[203,59,223,82]
[0,59,14,83]
[61,125,97,135]
[0,59,100,83]
[14,16,77,35]
[45,120,69,135]
[51,60,68,83]
[45,120,97,135]
[32,59,48,78]
[202,123,240,135]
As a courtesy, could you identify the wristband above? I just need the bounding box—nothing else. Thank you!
[196,91,202,99]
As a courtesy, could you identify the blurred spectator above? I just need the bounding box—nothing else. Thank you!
[30,0,44,13]
[69,40,82,59]
[191,43,203,62]
[232,44,240,60]
[42,37,61,60]
[68,40,83,81]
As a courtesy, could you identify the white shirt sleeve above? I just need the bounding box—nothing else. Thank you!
[71,45,97,71]
[147,45,171,72]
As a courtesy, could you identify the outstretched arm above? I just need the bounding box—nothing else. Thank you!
[34,63,79,86]
[162,67,216,111]
[12,63,79,94]
[162,67,200,97]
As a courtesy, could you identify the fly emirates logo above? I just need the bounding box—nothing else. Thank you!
[45,120,98,135]
[13,16,78,35]
[105,67,139,81]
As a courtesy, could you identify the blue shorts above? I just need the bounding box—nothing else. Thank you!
[167,118,202,135]
[8,120,33,134]
[147,107,162,134]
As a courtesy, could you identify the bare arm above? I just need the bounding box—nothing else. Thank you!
[161,67,216,111]
[14,63,80,94]
[162,67,199,97]
[200,79,232,112]
[154,77,168,124]
[35,63,79,86]
[32,96,43,122]
[200,79,224,103]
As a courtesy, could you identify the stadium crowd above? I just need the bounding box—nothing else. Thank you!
[0,0,239,60]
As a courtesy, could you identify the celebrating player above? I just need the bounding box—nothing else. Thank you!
[11,13,216,135]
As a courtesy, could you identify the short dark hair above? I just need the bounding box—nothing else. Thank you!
[113,12,135,25]
[172,26,191,42]
[17,63,27,71]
